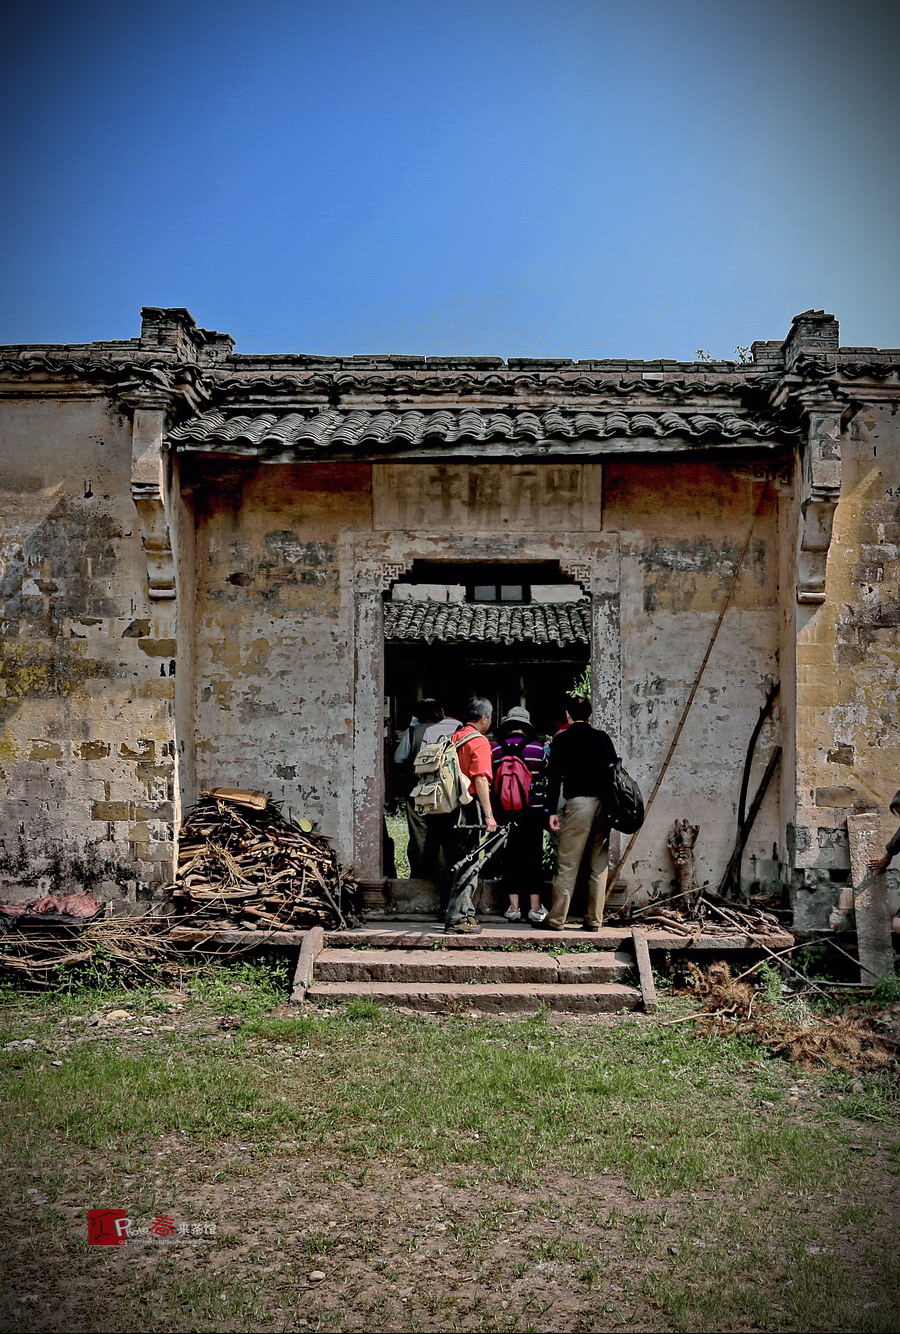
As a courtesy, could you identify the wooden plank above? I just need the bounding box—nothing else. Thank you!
[290,926,326,1003]
[631,927,658,1013]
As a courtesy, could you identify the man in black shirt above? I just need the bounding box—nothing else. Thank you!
[545,696,617,931]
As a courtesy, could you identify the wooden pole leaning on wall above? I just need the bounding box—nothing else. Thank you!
[607,481,773,897]
[289,925,326,1004]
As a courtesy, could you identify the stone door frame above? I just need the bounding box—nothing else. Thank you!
[348,532,621,880]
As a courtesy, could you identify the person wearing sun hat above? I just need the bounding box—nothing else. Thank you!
[490,706,549,924]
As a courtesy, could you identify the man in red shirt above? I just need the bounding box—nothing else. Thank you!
[444,696,497,934]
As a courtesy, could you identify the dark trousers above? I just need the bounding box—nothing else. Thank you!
[443,802,486,925]
[496,808,545,894]
[405,797,428,877]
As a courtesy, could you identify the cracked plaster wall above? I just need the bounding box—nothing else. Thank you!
[604,461,781,903]
[191,457,781,900]
[790,408,900,928]
[189,461,368,859]
[0,399,177,901]
[9,407,890,922]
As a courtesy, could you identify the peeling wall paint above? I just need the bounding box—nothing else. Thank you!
[186,457,780,900]
[190,462,370,856]
[605,462,781,900]
[0,399,177,901]
[790,409,900,927]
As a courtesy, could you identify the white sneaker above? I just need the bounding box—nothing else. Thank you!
[504,907,522,922]
[528,907,548,924]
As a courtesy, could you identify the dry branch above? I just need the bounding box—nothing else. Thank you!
[681,961,897,1073]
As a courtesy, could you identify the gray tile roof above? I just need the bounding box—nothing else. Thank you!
[169,406,790,454]
[384,600,591,645]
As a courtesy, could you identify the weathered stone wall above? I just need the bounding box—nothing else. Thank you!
[0,397,177,902]
[189,455,780,899]
[790,407,900,928]
[606,460,781,902]
[3,305,896,926]
[190,460,372,859]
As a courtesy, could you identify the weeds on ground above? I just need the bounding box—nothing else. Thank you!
[2,970,899,1333]
[187,958,292,1015]
[684,960,899,1074]
[755,959,783,1002]
[873,970,900,1006]
[3,994,887,1192]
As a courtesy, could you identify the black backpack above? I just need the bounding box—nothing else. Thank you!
[606,759,645,834]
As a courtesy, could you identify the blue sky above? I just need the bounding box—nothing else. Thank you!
[1,0,897,358]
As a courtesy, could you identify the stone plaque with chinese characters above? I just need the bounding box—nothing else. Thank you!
[372,463,602,532]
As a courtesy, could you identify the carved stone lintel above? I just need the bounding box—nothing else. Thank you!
[559,560,592,591]
[130,403,175,600]
[379,562,410,590]
[797,399,842,604]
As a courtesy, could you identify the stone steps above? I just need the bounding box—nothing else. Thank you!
[306,980,642,1014]
[315,947,632,985]
[323,924,793,952]
[293,920,683,1014]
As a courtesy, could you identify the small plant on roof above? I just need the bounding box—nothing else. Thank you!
[571,664,591,700]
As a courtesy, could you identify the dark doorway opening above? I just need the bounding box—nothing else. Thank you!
[382,562,590,891]
[385,639,589,803]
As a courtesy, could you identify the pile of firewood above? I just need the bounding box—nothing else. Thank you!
[631,890,783,938]
[172,789,356,930]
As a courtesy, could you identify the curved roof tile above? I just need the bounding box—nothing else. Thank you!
[169,406,792,452]
[383,600,591,646]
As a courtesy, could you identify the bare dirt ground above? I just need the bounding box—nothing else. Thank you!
[1,977,898,1333]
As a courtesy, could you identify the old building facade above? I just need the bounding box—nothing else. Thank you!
[1,307,898,927]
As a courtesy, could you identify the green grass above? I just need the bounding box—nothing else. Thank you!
[186,958,292,1014]
[385,808,411,878]
[873,970,900,1005]
[0,977,898,1333]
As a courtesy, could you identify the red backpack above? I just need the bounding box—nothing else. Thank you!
[493,737,534,812]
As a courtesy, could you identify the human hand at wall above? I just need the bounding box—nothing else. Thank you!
[868,854,891,874]
[548,814,560,833]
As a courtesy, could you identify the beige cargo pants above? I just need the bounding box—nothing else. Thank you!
[548,795,610,929]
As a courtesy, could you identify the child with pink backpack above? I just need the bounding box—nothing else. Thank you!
[490,707,549,924]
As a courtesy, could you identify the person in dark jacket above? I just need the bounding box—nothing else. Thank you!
[545,696,617,932]
[867,789,900,934]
